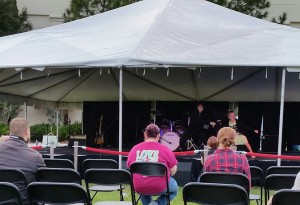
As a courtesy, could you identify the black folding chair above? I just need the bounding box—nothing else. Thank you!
[183,182,249,205]
[129,162,170,205]
[0,169,28,185]
[266,166,300,175]
[0,182,22,205]
[264,174,296,205]
[271,189,300,205]
[199,172,250,193]
[0,169,28,204]
[82,159,118,171]
[199,172,250,204]
[44,158,74,169]
[27,182,90,205]
[84,169,135,205]
[250,166,264,205]
[36,167,82,184]
[82,159,123,201]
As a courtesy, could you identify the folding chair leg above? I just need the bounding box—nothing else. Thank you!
[120,185,124,201]
[91,191,97,201]
[135,195,141,205]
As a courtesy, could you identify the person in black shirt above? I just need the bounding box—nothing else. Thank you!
[179,102,215,150]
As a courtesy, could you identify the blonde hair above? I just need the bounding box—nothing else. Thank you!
[217,127,236,148]
[10,118,29,137]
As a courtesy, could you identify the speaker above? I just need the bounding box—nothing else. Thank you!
[68,135,86,147]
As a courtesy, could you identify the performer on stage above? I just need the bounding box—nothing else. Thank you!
[180,102,216,150]
[226,110,258,153]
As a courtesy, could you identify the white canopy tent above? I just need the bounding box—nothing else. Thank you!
[1,0,300,165]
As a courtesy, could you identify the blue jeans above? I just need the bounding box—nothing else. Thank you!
[140,177,178,205]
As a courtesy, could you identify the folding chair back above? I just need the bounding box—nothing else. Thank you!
[264,174,296,205]
[183,182,249,205]
[250,166,264,205]
[199,172,250,194]
[36,168,82,184]
[0,182,22,205]
[0,169,28,185]
[272,189,300,205]
[82,159,123,202]
[266,166,300,175]
[82,159,118,173]
[130,162,170,205]
[0,169,28,204]
[84,169,135,205]
[27,182,90,205]
[44,158,74,169]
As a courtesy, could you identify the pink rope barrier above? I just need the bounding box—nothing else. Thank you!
[30,146,44,150]
[32,145,300,160]
[246,152,300,160]
[82,146,199,156]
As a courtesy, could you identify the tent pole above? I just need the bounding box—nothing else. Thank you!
[119,66,124,169]
[56,104,59,139]
[277,67,286,166]
[24,100,27,119]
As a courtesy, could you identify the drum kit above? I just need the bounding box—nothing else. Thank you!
[158,118,185,151]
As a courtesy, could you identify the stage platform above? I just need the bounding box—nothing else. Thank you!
[37,146,300,186]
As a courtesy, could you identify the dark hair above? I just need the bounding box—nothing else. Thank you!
[197,101,204,107]
[145,124,160,138]
[227,110,235,116]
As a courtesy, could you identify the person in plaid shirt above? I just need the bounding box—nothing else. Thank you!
[203,127,251,183]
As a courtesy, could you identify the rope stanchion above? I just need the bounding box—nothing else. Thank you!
[245,152,300,160]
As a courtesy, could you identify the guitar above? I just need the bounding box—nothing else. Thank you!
[94,115,104,145]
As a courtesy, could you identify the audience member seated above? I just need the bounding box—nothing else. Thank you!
[203,127,251,183]
[267,171,300,205]
[201,136,218,163]
[127,123,178,205]
[0,118,45,204]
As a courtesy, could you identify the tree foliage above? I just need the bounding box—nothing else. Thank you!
[0,0,32,37]
[64,0,138,22]
[208,0,286,24]
[0,100,22,124]
[208,0,270,19]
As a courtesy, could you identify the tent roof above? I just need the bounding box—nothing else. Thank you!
[1,0,300,68]
[1,0,300,104]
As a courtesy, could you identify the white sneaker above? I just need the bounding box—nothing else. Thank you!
[148,201,158,205]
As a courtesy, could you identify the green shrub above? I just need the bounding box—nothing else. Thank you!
[71,121,82,135]
[30,123,48,142]
[58,124,68,141]
[30,122,82,142]
[0,123,9,135]
[57,122,82,141]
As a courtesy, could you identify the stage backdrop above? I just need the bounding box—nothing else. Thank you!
[83,101,300,152]
[83,101,151,149]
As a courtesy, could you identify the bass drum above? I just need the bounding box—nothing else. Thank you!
[160,132,180,151]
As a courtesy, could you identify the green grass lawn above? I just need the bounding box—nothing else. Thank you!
[90,185,273,205]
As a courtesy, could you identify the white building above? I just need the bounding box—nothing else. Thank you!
[15,0,300,125]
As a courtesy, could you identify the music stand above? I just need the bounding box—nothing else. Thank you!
[186,138,198,150]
